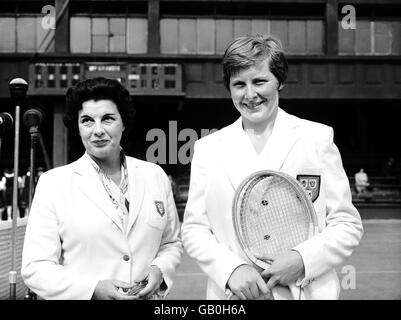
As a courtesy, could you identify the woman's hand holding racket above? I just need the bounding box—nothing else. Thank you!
[257,250,305,292]
[227,264,272,300]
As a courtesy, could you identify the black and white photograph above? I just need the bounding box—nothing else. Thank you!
[0,0,400,308]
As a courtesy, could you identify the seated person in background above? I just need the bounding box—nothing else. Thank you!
[355,168,369,195]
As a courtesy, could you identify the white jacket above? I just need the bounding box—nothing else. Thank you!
[182,108,363,299]
[21,153,182,300]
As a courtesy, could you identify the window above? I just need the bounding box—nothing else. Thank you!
[0,18,15,52]
[70,16,147,54]
[159,1,324,55]
[339,20,401,55]
[160,18,324,55]
[0,16,54,53]
[92,18,109,52]
[338,4,401,55]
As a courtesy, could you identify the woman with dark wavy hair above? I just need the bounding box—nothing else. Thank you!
[21,77,182,300]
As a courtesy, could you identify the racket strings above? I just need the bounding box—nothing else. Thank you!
[239,176,310,258]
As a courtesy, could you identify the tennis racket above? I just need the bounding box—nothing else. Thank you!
[228,170,324,300]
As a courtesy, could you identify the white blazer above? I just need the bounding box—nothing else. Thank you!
[181,108,363,300]
[21,153,182,300]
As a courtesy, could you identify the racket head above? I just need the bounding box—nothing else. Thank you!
[232,170,318,270]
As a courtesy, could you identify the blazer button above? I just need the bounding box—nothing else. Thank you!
[123,255,130,261]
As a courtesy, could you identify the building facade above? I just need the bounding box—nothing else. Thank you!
[0,0,400,179]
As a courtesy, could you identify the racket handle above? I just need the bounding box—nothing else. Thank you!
[289,283,303,300]
[225,289,234,300]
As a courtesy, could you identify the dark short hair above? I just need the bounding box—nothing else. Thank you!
[63,77,135,135]
[222,35,288,90]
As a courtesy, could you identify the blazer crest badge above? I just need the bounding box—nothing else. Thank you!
[296,175,321,203]
[154,200,165,217]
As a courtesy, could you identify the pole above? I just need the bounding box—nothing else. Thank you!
[24,131,38,300]
[22,108,44,300]
[38,131,52,171]
[8,78,28,300]
[10,102,20,300]
[28,132,37,209]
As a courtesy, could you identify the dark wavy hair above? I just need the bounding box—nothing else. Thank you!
[222,35,288,91]
[63,77,135,136]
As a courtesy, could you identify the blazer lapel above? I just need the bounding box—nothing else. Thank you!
[219,118,261,190]
[218,108,301,190]
[72,153,124,232]
[126,158,145,233]
[260,108,302,171]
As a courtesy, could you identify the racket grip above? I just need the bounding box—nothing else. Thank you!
[225,289,234,300]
